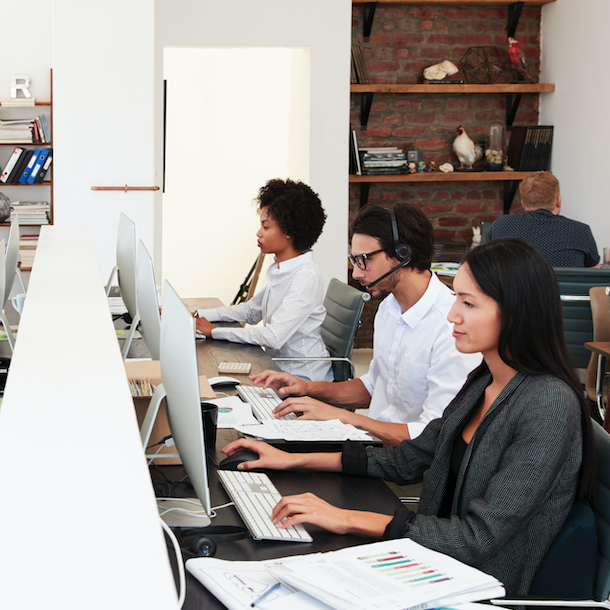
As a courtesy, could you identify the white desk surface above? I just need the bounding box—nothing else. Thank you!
[0,226,177,608]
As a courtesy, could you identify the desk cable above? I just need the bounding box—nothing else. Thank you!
[160,518,186,609]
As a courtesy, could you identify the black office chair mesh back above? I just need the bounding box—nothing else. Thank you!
[320,279,369,383]
[554,268,610,369]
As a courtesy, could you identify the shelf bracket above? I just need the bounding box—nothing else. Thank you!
[505,93,523,130]
[503,180,521,214]
[363,3,377,43]
[507,2,524,39]
[359,182,371,208]
[360,92,374,130]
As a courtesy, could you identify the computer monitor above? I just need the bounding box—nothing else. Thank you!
[136,240,161,361]
[116,213,141,360]
[141,280,212,527]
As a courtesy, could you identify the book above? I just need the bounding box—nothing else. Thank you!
[425,79,465,84]
[507,126,554,171]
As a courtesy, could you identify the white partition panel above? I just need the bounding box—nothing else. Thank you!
[0,227,177,608]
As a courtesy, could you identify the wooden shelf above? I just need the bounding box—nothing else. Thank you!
[350,171,532,183]
[351,83,554,94]
[352,0,555,4]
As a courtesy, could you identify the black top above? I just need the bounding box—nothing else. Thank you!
[438,433,468,518]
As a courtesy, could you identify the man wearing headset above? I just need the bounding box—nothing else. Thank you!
[250,203,481,445]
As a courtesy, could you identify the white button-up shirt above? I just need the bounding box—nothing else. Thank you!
[360,273,481,438]
[197,251,333,382]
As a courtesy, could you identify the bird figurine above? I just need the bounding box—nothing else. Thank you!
[452,126,483,171]
[508,37,533,81]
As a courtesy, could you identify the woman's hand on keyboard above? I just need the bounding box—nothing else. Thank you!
[249,370,308,396]
[271,493,393,537]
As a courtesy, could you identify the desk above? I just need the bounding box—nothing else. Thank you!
[585,341,610,429]
[155,431,403,610]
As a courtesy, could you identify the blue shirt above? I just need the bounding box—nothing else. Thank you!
[486,208,600,267]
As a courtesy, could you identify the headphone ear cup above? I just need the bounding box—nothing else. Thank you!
[396,244,412,263]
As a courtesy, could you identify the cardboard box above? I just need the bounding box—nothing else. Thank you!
[125,360,215,464]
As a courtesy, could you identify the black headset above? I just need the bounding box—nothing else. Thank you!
[179,526,248,558]
[388,206,412,263]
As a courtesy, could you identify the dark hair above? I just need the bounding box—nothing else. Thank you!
[256,179,326,252]
[350,203,434,272]
[464,237,597,505]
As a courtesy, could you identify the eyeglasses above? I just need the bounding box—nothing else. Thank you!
[348,249,384,270]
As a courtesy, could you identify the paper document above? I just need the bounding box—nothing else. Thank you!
[186,557,330,610]
[205,395,259,428]
[187,540,504,610]
[268,539,504,610]
[236,420,376,442]
[108,296,127,315]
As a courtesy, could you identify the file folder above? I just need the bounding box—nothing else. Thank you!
[18,148,41,184]
[27,148,50,184]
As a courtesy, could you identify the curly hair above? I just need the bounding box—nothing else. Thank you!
[256,179,326,252]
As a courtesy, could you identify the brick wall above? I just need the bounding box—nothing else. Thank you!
[349,4,542,347]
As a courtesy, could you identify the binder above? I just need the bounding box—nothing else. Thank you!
[0,147,25,183]
[27,148,50,184]
[34,149,52,184]
[18,148,41,184]
[7,149,33,183]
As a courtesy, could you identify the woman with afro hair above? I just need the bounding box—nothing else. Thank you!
[195,178,333,382]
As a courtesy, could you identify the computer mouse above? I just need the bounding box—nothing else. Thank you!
[207,376,241,388]
[219,450,260,471]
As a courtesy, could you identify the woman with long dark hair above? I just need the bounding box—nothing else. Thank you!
[223,238,596,596]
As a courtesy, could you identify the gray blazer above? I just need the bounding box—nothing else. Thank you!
[364,368,582,596]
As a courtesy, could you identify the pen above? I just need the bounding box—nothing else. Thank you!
[250,582,281,607]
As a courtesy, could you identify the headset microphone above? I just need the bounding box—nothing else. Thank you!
[366,261,407,289]
[366,207,412,290]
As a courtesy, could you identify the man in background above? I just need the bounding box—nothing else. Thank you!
[486,171,600,267]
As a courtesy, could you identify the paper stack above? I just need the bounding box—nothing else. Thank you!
[187,538,505,610]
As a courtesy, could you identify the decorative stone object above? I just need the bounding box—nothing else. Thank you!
[423,60,459,81]
[0,193,10,223]
[439,163,454,173]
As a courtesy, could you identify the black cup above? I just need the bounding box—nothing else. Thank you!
[201,402,218,453]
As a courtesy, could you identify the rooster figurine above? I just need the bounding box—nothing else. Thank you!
[452,126,483,171]
[508,37,533,81]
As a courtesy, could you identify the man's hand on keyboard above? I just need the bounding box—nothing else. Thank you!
[272,396,342,422]
[222,438,299,471]
[249,370,308,397]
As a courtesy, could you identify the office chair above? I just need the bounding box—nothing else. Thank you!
[585,287,610,421]
[554,268,610,370]
[494,420,609,607]
[137,240,161,360]
[272,278,370,382]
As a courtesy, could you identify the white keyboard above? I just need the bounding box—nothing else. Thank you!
[236,385,297,421]
[218,470,312,542]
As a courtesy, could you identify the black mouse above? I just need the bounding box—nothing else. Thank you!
[219,450,260,471]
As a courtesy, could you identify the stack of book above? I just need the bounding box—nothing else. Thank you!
[18,234,39,269]
[507,125,554,171]
[351,45,369,84]
[11,201,50,225]
[361,147,408,174]
[0,116,49,144]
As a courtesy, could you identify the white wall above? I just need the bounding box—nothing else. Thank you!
[162,46,311,302]
[155,0,352,292]
[53,0,157,280]
[540,0,610,252]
